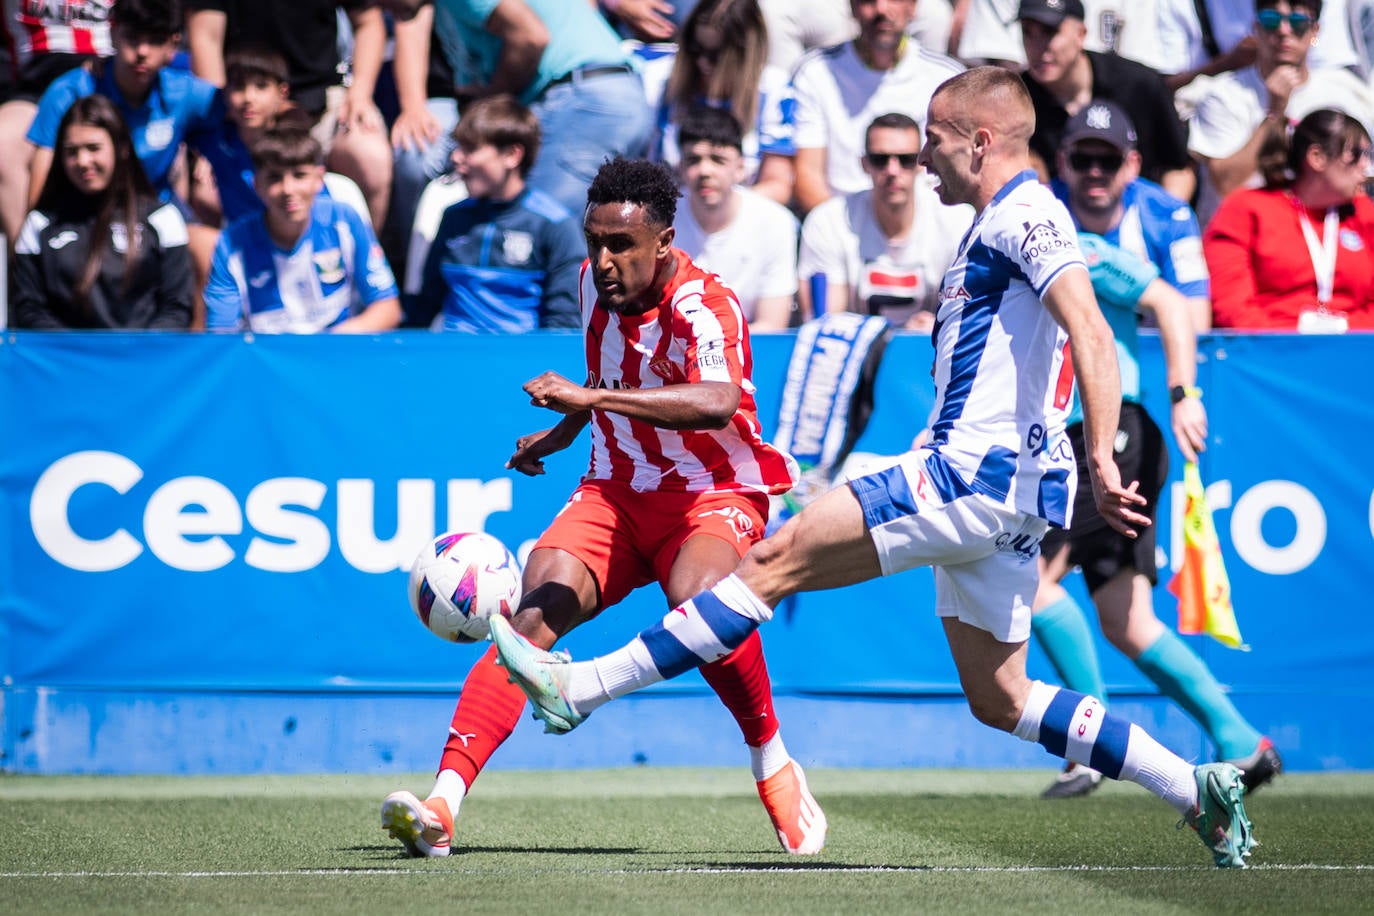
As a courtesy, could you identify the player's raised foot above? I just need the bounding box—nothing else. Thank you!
[1041,761,1103,800]
[381,790,453,858]
[488,615,585,734]
[757,760,827,855]
[1182,763,1256,868]
[1225,737,1283,794]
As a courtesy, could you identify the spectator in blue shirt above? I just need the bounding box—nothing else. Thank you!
[195,45,372,225]
[204,126,401,333]
[26,0,222,207]
[408,94,583,332]
[429,0,653,215]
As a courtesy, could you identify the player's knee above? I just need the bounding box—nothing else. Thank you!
[964,690,1020,732]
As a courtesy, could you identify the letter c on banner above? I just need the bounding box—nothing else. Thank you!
[30,450,145,572]
[1230,480,1325,575]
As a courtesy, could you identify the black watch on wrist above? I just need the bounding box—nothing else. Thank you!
[1170,385,1196,404]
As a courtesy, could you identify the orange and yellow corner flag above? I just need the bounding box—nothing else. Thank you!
[1167,462,1248,650]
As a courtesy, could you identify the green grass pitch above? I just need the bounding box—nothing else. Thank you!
[3,768,1372,915]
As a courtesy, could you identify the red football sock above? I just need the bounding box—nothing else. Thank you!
[437,645,528,786]
[699,630,780,747]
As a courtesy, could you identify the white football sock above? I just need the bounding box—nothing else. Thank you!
[428,768,468,817]
[751,732,790,781]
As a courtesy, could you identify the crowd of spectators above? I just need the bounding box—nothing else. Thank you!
[4,0,1374,332]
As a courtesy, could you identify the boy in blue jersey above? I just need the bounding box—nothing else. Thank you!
[204,127,401,333]
[408,95,582,332]
[26,0,222,206]
[492,68,1261,870]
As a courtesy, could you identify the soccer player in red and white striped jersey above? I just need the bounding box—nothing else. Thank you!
[383,158,826,859]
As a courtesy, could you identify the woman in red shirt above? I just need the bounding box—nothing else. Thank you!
[1204,108,1374,331]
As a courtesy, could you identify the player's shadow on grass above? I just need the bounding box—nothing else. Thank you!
[352,844,643,859]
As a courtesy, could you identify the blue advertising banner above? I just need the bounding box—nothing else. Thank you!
[1,331,1370,773]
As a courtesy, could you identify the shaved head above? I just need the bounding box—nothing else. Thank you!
[931,67,1036,148]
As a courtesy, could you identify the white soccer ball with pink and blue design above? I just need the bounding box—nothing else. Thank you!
[407,531,522,643]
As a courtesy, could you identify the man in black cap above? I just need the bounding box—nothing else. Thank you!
[1018,0,1195,202]
[1051,99,1209,332]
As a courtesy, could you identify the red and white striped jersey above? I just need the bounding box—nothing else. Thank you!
[579,249,798,495]
[4,1,113,69]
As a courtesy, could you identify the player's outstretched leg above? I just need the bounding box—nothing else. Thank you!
[1184,763,1256,868]
[1033,594,1107,799]
[489,615,584,733]
[381,790,454,858]
[1010,680,1258,867]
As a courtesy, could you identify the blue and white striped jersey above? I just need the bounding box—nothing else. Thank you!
[927,171,1084,528]
[205,195,398,334]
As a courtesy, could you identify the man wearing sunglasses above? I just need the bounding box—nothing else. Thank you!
[1187,0,1374,220]
[796,112,973,329]
[1053,102,1211,332]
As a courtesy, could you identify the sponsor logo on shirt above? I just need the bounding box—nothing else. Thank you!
[49,230,79,250]
[1019,220,1073,263]
[249,271,273,289]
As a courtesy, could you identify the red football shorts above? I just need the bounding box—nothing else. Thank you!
[534,478,769,610]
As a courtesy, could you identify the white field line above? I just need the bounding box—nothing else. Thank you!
[1,864,1371,878]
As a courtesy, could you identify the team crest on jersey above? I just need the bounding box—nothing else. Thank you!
[313,248,346,284]
[1341,229,1364,251]
[502,230,533,264]
[649,357,685,382]
[1019,220,1073,263]
[144,118,174,150]
[109,222,142,254]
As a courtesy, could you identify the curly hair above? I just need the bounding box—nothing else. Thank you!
[585,157,681,228]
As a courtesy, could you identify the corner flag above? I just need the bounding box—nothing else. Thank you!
[1167,462,1248,649]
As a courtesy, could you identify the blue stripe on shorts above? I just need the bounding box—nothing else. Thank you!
[849,464,918,529]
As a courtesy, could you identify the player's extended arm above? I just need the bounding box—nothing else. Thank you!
[1041,267,1150,537]
[523,369,740,430]
[506,411,593,476]
[1138,278,1207,462]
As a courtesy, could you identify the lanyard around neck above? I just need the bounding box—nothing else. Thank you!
[1296,202,1339,307]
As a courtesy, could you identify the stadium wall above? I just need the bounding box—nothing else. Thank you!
[1,331,1369,775]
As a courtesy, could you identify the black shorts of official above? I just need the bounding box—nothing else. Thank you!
[0,53,97,105]
[1038,401,1167,594]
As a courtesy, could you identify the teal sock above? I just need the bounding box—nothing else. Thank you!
[1030,595,1107,704]
[1134,629,1262,760]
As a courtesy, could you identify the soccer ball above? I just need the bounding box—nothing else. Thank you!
[408,531,523,643]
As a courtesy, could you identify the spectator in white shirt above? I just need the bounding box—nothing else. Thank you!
[672,105,799,330]
[797,111,973,330]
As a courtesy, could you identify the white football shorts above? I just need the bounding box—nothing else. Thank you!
[843,449,1049,643]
